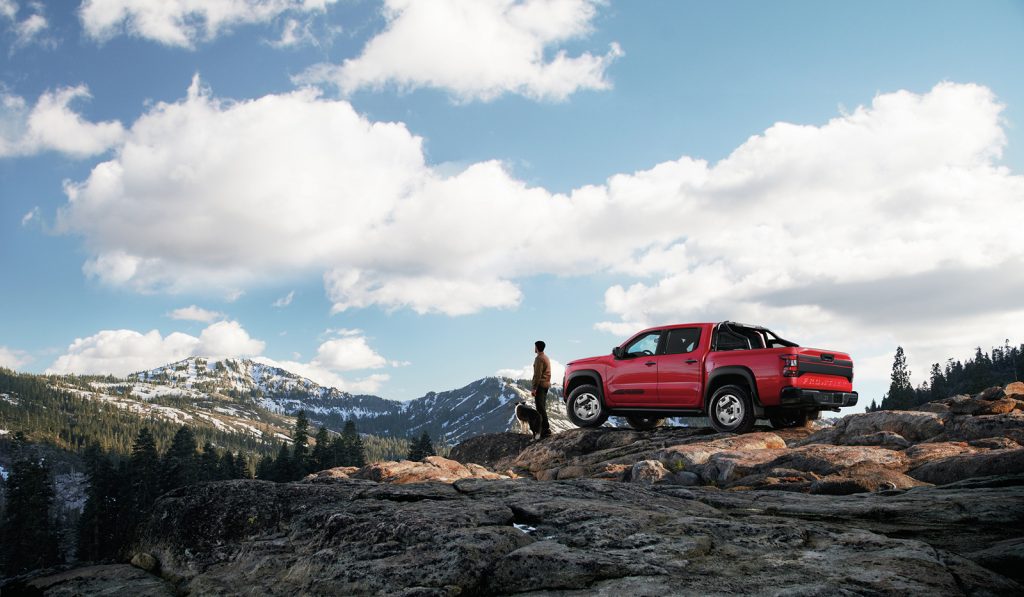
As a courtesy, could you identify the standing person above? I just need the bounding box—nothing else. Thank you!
[532,340,553,438]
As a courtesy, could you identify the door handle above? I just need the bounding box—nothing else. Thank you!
[645,361,656,366]
[685,359,698,364]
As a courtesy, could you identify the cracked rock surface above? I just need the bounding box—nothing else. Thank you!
[39,473,1021,596]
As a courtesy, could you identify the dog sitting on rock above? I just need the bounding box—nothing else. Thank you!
[514,400,543,440]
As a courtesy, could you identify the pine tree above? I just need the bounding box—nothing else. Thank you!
[311,426,331,472]
[129,428,161,515]
[219,451,238,479]
[342,420,366,468]
[232,452,249,479]
[255,454,275,480]
[271,442,292,482]
[407,431,435,462]
[198,442,221,482]
[161,425,198,492]
[291,410,310,478]
[880,346,915,410]
[78,443,123,561]
[1,454,59,574]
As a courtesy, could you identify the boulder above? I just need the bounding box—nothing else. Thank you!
[914,401,951,414]
[905,442,980,469]
[951,397,1018,416]
[1005,382,1024,400]
[130,552,159,573]
[969,437,1021,450]
[935,412,1024,444]
[909,448,1024,485]
[977,386,1007,401]
[350,457,509,484]
[833,411,946,442]
[699,449,789,484]
[654,432,786,470]
[725,468,820,492]
[449,432,533,469]
[841,431,912,449]
[808,464,928,495]
[758,444,908,476]
[508,427,716,477]
[303,466,360,481]
[630,460,669,484]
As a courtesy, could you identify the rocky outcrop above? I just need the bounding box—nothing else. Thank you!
[934,412,1024,444]
[448,432,532,469]
[459,383,1024,492]
[74,474,1022,595]
[13,564,174,596]
[307,456,511,484]
[909,448,1024,485]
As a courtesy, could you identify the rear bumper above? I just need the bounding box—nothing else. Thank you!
[780,387,858,408]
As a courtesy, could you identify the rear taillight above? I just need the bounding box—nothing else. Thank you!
[781,355,798,377]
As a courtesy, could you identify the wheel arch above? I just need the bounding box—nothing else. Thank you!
[704,366,761,408]
[565,369,603,398]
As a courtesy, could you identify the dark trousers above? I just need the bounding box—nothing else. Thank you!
[534,386,552,436]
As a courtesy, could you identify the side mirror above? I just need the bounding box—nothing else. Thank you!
[612,347,624,359]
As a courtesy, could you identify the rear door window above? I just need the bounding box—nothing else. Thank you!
[663,328,701,354]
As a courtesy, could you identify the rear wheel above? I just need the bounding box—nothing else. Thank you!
[567,384,608,428]
[625,416,665,431]
[707,385,756,434]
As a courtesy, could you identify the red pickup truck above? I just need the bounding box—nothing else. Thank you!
[562,321,858,433]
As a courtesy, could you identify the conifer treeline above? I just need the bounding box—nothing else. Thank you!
[406,430,437,462]
[254,412,368,482]
[871,341,1023,411]
[0,412,373,575]
[0,369,417,463]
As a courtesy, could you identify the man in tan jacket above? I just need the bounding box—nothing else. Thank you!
[532,340,552,438]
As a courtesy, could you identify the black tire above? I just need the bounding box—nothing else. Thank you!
[625,416,665,431]
[769,410,809,429]
[566,384,608,428]
[807,410,822,421]
[707,384,756,434]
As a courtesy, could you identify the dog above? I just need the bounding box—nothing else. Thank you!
[514,400,543,440]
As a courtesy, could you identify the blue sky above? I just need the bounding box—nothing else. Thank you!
[1,0,1023,408]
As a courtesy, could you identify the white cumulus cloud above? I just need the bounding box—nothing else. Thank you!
[0,85,124,158]
[253,330,395,393]
[313,335,388,371]
[53,80,1024,389]
[297,0,622,102]
[168,305,225,323]
[47,320,265,376]
[0,346,31,370]
[79,0,338,48]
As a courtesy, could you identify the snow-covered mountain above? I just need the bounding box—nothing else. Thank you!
[65,356,570,444]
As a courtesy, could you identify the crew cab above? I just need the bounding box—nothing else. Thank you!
[562,322,858,433]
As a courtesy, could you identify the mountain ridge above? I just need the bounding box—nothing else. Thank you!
[58,355,571,444]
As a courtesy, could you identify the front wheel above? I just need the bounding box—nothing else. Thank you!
[707,385,756,434]
[625,416,665,431]
[567,385,608,428]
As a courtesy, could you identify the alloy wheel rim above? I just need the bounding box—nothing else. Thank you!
[574,393,600,421]
[715,394,743,427]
